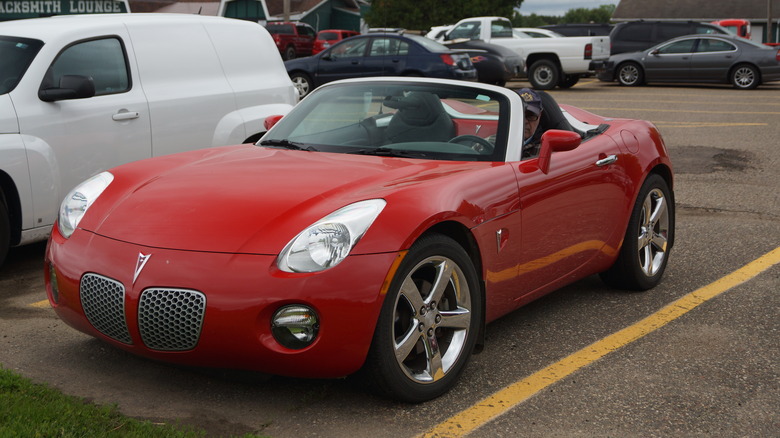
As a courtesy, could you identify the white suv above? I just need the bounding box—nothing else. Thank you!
[0,14,298,265]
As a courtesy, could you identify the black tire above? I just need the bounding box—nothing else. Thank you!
[284,46,296,61]
[558,74,580,88]
[0,199,9,268]
[600,173,675,291]
[617,62,644,86]
[730,64,760,89]
[528,59,560,90]
[361,234,482,403]
[290,72,313,98]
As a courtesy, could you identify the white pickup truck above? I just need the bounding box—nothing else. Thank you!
[437,16,610,89]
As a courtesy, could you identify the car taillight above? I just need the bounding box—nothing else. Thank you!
[584,43,593,60]
[440,54,455,66]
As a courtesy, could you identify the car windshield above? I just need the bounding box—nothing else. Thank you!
[0,36,44,95]
[261,81,509,162]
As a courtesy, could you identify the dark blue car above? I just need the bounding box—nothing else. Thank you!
[284,33,478,97]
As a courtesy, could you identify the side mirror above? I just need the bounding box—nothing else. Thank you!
[650,49,660,56]
[537,130,581,174]
[38,75,96,102]
[264,114,284,131]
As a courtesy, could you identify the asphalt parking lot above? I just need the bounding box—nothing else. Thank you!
[1,79,778,437]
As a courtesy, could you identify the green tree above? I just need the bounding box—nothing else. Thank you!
[365,0,524,31]
[561,4,615,24]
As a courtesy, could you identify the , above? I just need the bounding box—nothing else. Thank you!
[45,77,675,403]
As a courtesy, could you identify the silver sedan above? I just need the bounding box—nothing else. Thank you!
[593,33,780,89]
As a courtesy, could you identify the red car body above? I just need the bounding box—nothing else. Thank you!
[45,78,674,401]
[266,21,316,60]
[313,29,360,54]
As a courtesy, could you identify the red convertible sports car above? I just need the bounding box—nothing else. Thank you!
[45,77,674,402]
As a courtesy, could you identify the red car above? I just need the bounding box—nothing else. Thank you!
[313,29,359,54]
[265,21,316,60]
[45,78,675,403]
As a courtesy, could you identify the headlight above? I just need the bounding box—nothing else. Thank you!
[277,199,386,273]
[58,171,114,238]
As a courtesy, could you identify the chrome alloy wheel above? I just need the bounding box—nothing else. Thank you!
[392,255,472,384]
[637,188,670,277]
[733,66,756,88]
[618,64,640,86]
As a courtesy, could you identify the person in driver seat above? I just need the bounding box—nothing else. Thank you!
[518,87,543,158]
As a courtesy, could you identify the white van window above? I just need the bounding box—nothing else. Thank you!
[46,38,130,96]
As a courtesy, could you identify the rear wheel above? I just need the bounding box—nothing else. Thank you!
[284,46,296,61]
[362,234,482,403]
[528,59,560,90]
[601,174,674,290]
[731,64,759,89]
[617,62,644,86]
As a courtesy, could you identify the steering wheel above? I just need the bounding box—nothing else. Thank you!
[449,135,494,154]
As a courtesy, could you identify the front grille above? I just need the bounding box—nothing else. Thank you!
[80,274,132,344]
[138,288,206,351]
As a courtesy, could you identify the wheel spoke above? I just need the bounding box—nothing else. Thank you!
[640,243,652,275]
[648,195,666,226]
[423,333,445,381]
[428,260,454,305]
[394,322,421,363]
[400,276,425,311]
[651,232,668,252]
[439,308,471,330]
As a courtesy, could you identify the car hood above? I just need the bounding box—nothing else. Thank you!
[82,145,497,254]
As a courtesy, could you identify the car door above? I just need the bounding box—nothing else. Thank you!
[18,34,151,226]
[364,36,408,76]
[316,37,370,84]
[515,134,629,294]
[690,38,739,81]
[643,38,696,80]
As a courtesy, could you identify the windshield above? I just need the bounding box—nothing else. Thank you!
[261,81,509,162]
[0,36,44,95]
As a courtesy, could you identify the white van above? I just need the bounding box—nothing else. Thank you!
[0,14,298,265]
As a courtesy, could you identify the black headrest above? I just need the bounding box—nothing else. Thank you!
[384,92,447,127]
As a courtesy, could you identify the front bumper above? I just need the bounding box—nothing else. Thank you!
[45,227,400,378]
[589,60,615,82]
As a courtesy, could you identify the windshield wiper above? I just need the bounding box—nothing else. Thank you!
[258,139,317,151]
[349,147,427,158]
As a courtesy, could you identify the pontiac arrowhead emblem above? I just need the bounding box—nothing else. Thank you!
[133,253,152,285]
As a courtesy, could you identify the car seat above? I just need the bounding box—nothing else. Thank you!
[535,90,582,137]
[384,92,455,143]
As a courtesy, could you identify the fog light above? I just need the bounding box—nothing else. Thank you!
[271,305,319,350]
[48,263,60,304]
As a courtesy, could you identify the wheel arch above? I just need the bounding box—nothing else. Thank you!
[525,53,561,70]
[0,170,22,246]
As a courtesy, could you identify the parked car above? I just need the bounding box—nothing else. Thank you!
[609,20,728,55]
[45,76,675,403]
[711,19,751,39]
[313,29,359,54]
[284,33,477,97]
[266,21,316,60]
[0,13,297,267]
[541,23,613,37]
[594,34,780,89]
[442,39,523,86]
[513,28,564,38]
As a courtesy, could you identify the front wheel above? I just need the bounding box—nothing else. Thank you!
[284,46,296,61]
[528,59,560,90]
[601,173,674,291]
[290,72,312,98]
[617,62,644,86]
[731,64,759,89]
[362,234,482,403]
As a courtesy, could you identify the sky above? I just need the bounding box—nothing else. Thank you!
[517,0,618,17]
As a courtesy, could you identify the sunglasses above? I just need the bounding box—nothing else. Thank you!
[525,111,539,122]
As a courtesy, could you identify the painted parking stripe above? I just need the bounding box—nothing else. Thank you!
[579,107,780,115]
[419,247,780,438]
[31,299,50,308]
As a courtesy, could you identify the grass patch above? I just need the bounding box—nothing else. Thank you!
[0,366,260,437]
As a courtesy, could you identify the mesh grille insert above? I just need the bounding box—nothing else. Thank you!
[80,273,132,344]
[138,288,206,351]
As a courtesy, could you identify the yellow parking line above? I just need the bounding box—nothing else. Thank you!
[580,107,780,115]
[418,247,780,438]
[654,122,766,128]
[30,299,50,308]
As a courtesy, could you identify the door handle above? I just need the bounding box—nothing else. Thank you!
[596,154,618,167]
[112,110,140,121]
